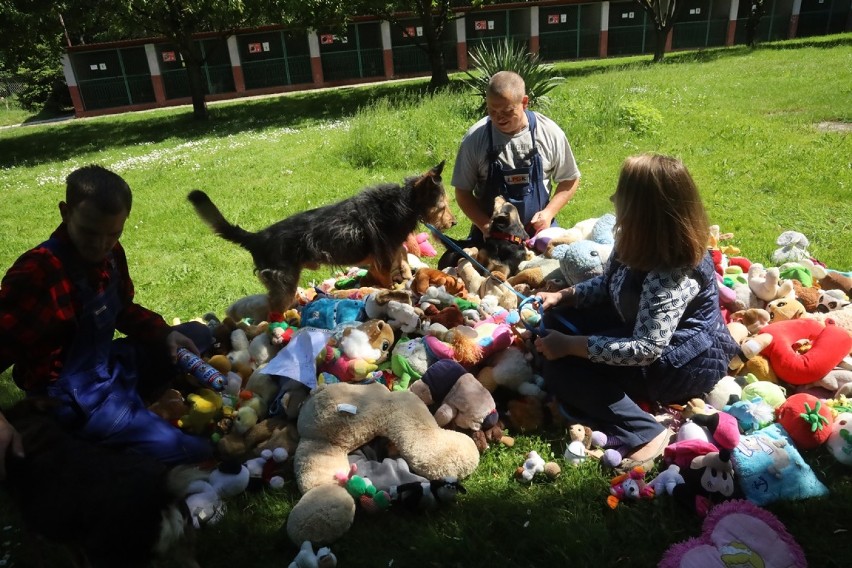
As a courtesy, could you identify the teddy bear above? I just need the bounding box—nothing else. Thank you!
[563,423,608,465]
[551,238,613,286]
[226,293,271,325]
[507,256,565,291]
[411,267,467,297]
[726,321,773,373]
[540,216,601,256]
[148,388,190,425]
[217,414,299,462]
[477,346,541,397]
[410,359,499,432]
[455,258,518,310]
[363,289,413,320]
[748,263,795,304]
[286,382,479,545]
[549,213,615,286]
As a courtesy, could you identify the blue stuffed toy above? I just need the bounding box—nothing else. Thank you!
[301,296,365,329]
[551,213,615,286]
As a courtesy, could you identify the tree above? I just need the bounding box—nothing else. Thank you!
[0,1,293,119]
[309,1,487,92]
[634,0,685,62]
[109,1,286,120]
[745,0,767,47]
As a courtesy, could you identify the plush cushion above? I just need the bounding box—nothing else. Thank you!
[731,423,828,506]
[761,318,852,385]
[660,499,807,568]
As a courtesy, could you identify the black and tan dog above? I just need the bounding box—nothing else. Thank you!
[439,196,530,279]
[473,195,530,278]
[2,398,202,568]
[188,162,454,313]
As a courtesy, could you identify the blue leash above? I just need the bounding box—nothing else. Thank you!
[425,223,580,336]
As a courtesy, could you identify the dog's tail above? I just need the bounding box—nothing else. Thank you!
[187,190,257,249]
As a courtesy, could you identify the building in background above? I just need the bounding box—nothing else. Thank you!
[62,0,851,117]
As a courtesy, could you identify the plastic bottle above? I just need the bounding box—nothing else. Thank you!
[176,347,225,391]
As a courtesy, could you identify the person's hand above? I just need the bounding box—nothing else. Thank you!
[0,412,25,481]
[536,290,563,311]
[166,330,200,363]
[529,210,554,234]
[534,331,585,360]
[479,221,491,238]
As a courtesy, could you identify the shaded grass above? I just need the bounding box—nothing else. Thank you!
[0,33,851,568]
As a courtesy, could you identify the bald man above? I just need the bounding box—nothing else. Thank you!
[441,71,580,266]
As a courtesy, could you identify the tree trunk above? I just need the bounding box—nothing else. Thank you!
[746,1,767,48]
[418,3,449,91]
[653,27,668,62]
[180,39,208,120]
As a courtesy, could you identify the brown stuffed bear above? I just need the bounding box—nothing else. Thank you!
[287,382,479,545]
[411,266,467,297]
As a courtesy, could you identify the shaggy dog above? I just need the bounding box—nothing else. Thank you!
[2,398,202,568]
[188,161,454,313]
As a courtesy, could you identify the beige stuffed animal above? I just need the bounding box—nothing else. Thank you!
[287,382,480,545]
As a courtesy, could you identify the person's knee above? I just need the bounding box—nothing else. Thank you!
[174,321,214,355]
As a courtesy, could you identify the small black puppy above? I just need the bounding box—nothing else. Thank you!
[188,162,455,313]
[2,398,202,568]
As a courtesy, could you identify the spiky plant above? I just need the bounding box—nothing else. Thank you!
[463,38,564,114]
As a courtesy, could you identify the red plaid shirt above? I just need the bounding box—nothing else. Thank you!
[0,224,171,392]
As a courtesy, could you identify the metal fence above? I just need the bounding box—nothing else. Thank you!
[0,75,25,98]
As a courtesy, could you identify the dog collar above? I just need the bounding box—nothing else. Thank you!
[489,231,526,246]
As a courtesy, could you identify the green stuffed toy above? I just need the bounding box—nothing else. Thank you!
[390,337,429,391]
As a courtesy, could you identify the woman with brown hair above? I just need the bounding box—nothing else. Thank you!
[534,154,738,470]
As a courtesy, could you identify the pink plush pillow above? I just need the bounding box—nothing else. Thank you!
[761,318,852,385]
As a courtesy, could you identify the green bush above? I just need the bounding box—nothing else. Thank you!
[462,38,564,113]
[341,92,473,170]
[617,100,664,134]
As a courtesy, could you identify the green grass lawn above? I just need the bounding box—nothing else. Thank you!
[1,34,851,567]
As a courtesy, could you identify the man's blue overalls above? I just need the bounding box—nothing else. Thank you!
[468,109,553,245]
[36,238,213,465]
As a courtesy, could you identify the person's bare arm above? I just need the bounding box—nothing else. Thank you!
[529,177,579,233]
[455,188,493,236]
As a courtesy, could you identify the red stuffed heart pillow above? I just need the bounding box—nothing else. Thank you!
[761,318,852,385]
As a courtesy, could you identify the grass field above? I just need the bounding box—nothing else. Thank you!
[1,34,851,567]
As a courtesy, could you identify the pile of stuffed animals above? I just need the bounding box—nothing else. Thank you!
[158,225,852,565]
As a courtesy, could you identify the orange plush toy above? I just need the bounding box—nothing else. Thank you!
[411,267,467,297]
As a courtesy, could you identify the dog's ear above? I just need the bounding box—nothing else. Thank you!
[431,160,446,178]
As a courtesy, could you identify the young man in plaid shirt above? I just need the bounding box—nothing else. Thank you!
[0,165,214,479]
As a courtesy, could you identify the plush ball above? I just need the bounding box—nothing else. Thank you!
[775,393,833,450]
[827,412,852,466]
